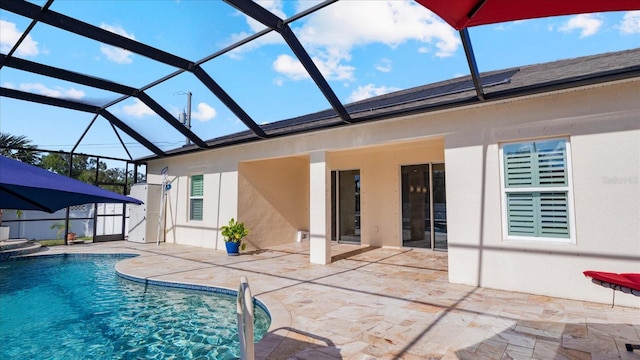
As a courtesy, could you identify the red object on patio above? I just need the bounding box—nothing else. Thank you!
[583,270,640,352]
[414,0,640,30]
[584,271,640,293]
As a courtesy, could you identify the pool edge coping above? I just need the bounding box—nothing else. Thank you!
[112,254,293,360]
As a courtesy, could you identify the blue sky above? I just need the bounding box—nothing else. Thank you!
[1,1,639,161]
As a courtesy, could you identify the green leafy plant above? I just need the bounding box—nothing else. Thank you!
[50,221,71,240]
[221,218,248,251]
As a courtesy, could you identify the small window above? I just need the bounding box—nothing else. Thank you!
[189,175,203,221]
[500,138,573,242]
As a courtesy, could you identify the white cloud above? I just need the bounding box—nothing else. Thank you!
[99,23,135,64]
[0,20,39,57]
[273,54,309,80]
[226,0,287,58]
[227,1,459,83]
[297,1,457,55]
[273,49,356,81]
[227,31,284,60]
[278,0,459,82]
[19,83,85,99]
[191,102,217,122]
[310,49,356,81]
[559,14,603,38]
[348,84,401,102]
[376,59,392,73]
[123,99,154,117]
[618,11,640,34]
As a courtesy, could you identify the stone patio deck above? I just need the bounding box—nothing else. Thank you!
[39,241,639,359]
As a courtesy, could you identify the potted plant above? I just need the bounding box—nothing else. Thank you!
[221,218,248,256]
[51,221,76,243]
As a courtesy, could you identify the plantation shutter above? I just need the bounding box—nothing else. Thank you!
[538,192,569,238]
[191,175,204,197]
[190,199,203,221]
[190,175,204,221]
[506,192,536,236]
[504,147,535,187]
[504,140,569,239]
[537,144,567,186]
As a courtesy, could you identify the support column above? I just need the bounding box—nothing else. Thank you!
[309,151,331,264]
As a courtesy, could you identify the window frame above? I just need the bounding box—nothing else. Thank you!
[189,174,204,222]
[498,137,576,243]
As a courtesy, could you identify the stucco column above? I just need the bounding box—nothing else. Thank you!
[309,151,331,264]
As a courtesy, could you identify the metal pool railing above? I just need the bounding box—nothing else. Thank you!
[237,276,255,360]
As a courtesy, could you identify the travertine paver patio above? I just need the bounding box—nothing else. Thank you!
[40,241,639,359]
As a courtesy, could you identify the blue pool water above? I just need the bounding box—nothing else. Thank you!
[0,255,270,360]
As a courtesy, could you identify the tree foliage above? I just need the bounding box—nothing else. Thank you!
[2,132,142,195]
[39,153,139,193]
[0,132,39,164]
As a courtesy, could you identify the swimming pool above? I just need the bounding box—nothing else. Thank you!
[0,255,270,359]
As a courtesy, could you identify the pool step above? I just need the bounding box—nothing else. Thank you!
[0,239,43,260]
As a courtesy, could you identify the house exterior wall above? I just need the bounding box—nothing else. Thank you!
[327,140,445,247]
[445,80,639,307]
[238,156,310,249]
[147,78,639,307]
[147,151,240,249]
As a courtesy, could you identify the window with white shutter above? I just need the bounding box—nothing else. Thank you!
[189,175,204,221]
[501,138,573,242]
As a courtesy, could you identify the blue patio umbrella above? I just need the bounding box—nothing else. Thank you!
[0,155,143,213]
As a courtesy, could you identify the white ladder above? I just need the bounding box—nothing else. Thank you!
[237,276,255,360]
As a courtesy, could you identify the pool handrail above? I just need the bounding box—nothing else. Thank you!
[237,276,255,360]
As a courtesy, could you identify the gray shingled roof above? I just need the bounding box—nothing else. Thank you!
[162,48,640,157]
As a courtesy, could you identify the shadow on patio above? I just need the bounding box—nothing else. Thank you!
[456,320,640,359]
[257,327,343,360]
[41,241,638,359]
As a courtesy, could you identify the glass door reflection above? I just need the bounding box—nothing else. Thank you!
[402,164,431,248]
[401,163,447,250]
[432,163,447,250]
[331,170,361,244]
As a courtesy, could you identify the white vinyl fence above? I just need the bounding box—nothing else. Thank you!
[3,204,129,241]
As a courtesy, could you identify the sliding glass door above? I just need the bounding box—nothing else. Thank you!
[432,163,447,250]
[331,170,361,244]
[401,163,447,250]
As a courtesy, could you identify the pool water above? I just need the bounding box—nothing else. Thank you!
[0,255,270,360]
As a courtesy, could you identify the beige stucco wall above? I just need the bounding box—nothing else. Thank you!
[328,140,445,247]
[146,78,639,306]
[238,156,309,249]
[147,151,240,250]
[148,127,447,252]
[445,80,640,307]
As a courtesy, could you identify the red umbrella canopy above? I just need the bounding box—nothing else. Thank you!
[414,0,640,30]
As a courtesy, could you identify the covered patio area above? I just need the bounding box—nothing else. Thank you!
[39,241,638,359]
